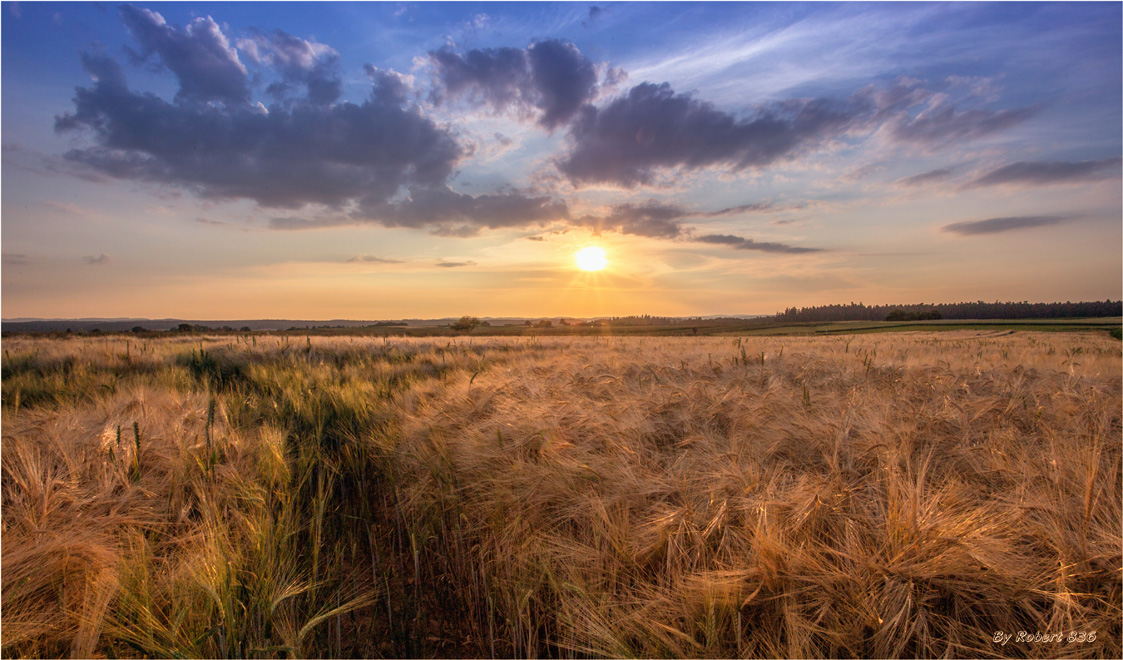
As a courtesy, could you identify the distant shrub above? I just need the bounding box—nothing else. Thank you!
[450,316,482,333]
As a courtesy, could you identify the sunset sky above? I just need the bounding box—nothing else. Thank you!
[3,1,1120,320]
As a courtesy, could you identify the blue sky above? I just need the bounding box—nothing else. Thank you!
[2,1,1120,319]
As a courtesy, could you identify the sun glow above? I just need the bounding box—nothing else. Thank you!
[575,246,607,271]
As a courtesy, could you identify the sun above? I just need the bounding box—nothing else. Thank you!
[575,246,607,271]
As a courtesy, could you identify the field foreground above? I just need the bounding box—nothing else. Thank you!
[2,331,1120,658]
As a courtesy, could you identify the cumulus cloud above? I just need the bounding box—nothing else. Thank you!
[428,39,602,130]
[941,215,1070,236]
[84,253,111,264]
[119,4,250,105]
[553,75,1035,188]
[695,234,822,254]
[963,158,1122,188]
[239,29,341,105]
[896,167,955,186]
[56,60,462,209]
[558,82,866,187]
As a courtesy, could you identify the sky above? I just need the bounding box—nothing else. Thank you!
[2,1,1120,320]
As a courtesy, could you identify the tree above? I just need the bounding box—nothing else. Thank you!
[451,316,482,333]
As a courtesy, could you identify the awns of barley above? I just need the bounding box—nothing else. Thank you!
[1,331,1120,658]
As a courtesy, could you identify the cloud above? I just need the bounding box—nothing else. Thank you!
[84,253,111,265]
[695,234,822,254]
[347,254,403,263]
[889,101,1035,147]
[2,253,30,266]
[526,235,547,241]
[557,82,866,187]
[435,260,476,268]
[238,29,342,105]
[963,158,1122,188]
[698,201,783,217]
[119,4,250,105]
[551,74,1035,188]
[575,201,688,238]
[572,199,792,239]
[896,167,955,186]
[56,61,462,209]
[583,6,604,28]
[941,215,1070,236]
[428,39,602,130]
[361,186,569,235]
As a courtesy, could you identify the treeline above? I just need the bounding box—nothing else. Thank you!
[775,300,1122,323]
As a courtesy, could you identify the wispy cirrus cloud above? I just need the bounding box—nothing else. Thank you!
[695,233,823,254]
[347,254,403,264]
[963,158,1122,188]
[435,260,476,268]
[941,215,1071,236]
[896,167,956,187]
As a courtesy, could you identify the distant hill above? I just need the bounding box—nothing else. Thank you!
[1,315,765,334]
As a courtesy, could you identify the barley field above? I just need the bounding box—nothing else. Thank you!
[2,331,1120,658]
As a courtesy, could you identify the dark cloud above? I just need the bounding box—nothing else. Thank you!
[435,260,476,268]
[80,52,127,86]
[941,215,1069,236]
[525,235,547,241]
[119,4,250,105]
[695,234,822,254]
[348,254,403,263]
[363,186,569,236]
[239,29,341,105]
[557,82,865,187]
[963,158,1122,188]
[572,199,789,238]
[575,201,688,238]
[55,61,462,209]
[896,167,955,186]
[84,253,111,264]
[552,74,1035,188]
[428,39,601,130]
